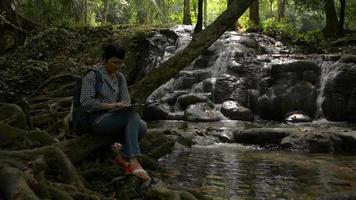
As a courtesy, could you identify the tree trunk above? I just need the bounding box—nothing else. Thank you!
[194,0,203,34]
[227,0,237,31]
[203,0,208,27]
[249,0,260,26]
[268,0,273,14]
[338,0,345,35]
[160,0,169,24]
[135,0,146,25]
[323,0,339,37]
[183,0,192,25]
[130,0,257,102]
[277,0,286,21]
[84,0,88,25]
[0,0,37,54]
[101,0,110,25]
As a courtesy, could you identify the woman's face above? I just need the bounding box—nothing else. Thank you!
[104,56,123,74]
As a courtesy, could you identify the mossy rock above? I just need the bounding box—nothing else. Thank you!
[140,131,175,160]
[0,103,27,129]
[145,186,198,200]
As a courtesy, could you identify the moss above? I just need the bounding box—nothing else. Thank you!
[0,103,27,129]
[140,131,175,160]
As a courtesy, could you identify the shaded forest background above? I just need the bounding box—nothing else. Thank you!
[2,0,356,41]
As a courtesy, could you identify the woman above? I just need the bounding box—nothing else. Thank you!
[80,44,151,181]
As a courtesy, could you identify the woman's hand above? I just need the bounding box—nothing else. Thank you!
[102,101,130,110]
[113,101,130,109]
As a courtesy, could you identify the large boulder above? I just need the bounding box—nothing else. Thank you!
[173,70,212,90]
[176,93,210,109]
[331,131,356,152]
[214,74,249,105]
[220,101,253,121]
[281,132,334,153]
[184,103,225,122]
[322,56,356,122]
[234,128,294,146]
[257,61,320,120]
[143,103,171,120]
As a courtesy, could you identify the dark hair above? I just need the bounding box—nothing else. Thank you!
[102,44,126,61]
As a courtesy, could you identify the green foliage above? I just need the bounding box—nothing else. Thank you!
[262,18,295,39]
[261,17,326,51]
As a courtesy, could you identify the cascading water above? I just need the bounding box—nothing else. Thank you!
[143,25,356,199]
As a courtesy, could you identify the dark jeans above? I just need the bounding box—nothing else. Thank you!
[91,111,147,158]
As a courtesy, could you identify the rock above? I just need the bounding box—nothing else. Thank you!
[281,131,333,153]
[167,111,185,120]
[331,131,356,152]
[302,70,318,84]
[214,74,248,105]
[258,62,318,120]
[174,70,212,90]
[143,103,170,120]
[322,63,356,122]
[285,111,312,123]
[145,186,198,200]
[202,78,216,93]
[237,36,259,49]
[184,103,225,122]
[177,93,210,109]
[339,55,356,63]
[270,61,319,75]
[234,128,294,146]
[140,131,175,160]
[220,101,253,121]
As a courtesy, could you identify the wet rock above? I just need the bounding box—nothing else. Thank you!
[331,131,356,152]
[141,131,175,160]
[177,93,210,109]
[284,111,312,123]
[143,103,170,120]
[167,111,185,120]
[202,78,216,93]
[184,103,225,122]
[220,101,253,121]
[339,54,356,63]
[258,61,320,120]
[234,128,294,146]
[322,62,356,122]
[270,61,319,75]
[281,132,333,153]
[214,74,248,105]
[237,36,259,49]
[302,70,318,84]
[174,70,212,90]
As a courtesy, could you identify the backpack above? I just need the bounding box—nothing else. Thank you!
[72,69,103,135]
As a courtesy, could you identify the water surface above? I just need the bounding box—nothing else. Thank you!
[159,143,356,200]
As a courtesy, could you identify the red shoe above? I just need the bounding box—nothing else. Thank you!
[128,163,151,181]
[114,157,132,173]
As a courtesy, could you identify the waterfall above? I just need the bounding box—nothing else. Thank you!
[315,55,340,119]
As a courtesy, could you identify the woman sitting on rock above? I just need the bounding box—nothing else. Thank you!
[80,43,151,181]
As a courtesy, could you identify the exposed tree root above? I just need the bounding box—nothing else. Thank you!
[29,74,80,98]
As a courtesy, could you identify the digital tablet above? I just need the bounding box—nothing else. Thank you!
[109,103,146,112]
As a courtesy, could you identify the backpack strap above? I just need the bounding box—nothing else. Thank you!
[88,69,103,98]
[116,72,123,100]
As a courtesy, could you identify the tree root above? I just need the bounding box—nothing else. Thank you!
[29,74,80,98]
